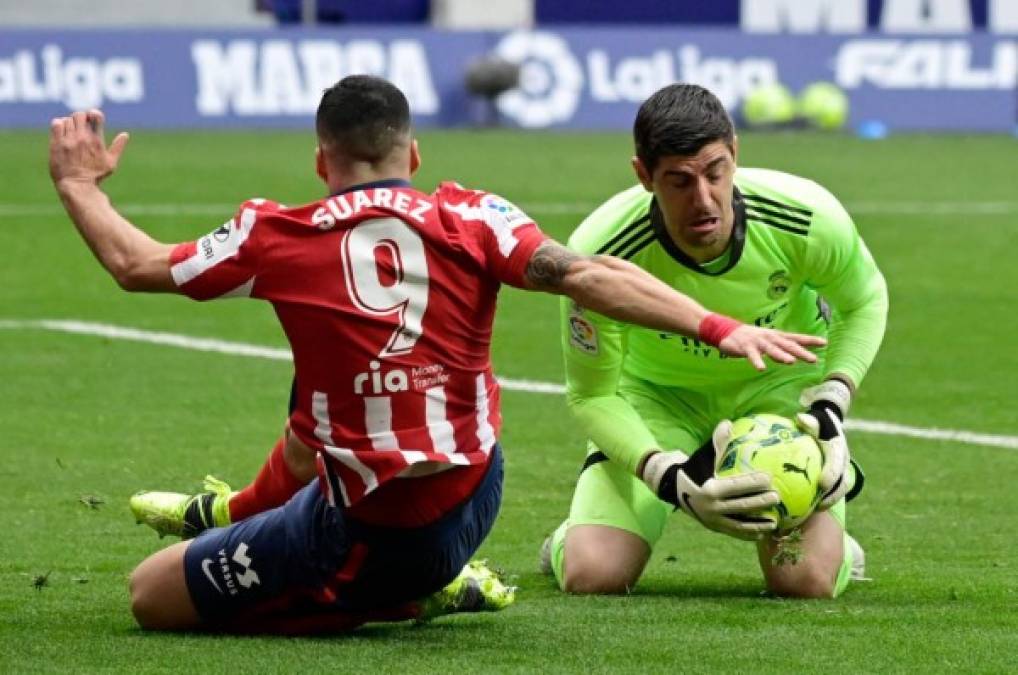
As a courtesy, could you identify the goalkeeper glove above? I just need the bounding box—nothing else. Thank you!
[796,379,856,509]
[641,420,779,541]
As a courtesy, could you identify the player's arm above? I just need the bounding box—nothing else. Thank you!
[49,110,177,293]
[798,188,889,506]
[525,240,826,369]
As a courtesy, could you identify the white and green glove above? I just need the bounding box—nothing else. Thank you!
[641,421,779,541]
[796,379,857,509]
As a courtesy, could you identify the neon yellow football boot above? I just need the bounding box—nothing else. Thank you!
[129,475,235,539]
[416,559,517,622]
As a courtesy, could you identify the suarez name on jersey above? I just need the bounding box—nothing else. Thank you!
[169,180,546,508]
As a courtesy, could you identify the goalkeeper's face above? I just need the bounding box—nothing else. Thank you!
[633,140,737,263]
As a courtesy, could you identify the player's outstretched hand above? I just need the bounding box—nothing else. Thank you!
[49,109,130,187]
[717,324,827,371]
[641,421,779,541]
[796,380,853,509]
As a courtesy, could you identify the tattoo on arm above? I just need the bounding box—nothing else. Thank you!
[525,241,582,289]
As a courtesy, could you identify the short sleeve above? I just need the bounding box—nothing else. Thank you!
[169,199,279,301]
[471,192,548,287]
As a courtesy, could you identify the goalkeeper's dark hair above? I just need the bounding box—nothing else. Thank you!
[316,75,411,164]
[634,84,735,173]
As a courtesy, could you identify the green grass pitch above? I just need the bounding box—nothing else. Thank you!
[2,128,1017,672]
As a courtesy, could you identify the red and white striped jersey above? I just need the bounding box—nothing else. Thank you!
[169,179,546,509]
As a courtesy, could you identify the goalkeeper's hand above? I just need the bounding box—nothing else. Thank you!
[641,421,779,541]
[796,379,853,509]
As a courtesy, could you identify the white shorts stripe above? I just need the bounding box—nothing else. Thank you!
[475,373,496,454]
[426,385,456,455]
[311,391,334,446]
[365,396,400,451]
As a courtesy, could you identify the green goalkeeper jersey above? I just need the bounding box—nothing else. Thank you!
[562,168,888,474]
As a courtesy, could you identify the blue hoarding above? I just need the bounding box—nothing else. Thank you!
[0,28,1014,131]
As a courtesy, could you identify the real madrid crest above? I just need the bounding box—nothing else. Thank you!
[767,270,790,299]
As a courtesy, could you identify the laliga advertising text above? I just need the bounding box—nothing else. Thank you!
[0,45,143,109]
[836,39,1017,89]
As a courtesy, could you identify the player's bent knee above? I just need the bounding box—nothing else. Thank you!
[129,563,165,630]
[765,566,837,599]
[562,526,648,595]
[129,542,199,630]
[562,565,639,595]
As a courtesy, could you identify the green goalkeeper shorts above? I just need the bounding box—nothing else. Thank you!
[563,367,848,548]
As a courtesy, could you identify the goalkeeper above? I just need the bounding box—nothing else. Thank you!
[543,84,887,598]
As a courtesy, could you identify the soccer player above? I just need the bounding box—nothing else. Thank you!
[543,84,888,599]
[48,76,824,633]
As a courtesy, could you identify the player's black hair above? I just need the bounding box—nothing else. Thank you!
[633,84,735,173]
[316,75,411,164]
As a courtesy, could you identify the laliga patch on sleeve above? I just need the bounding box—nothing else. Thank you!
[568,313,599,355]
[480,194,532,227]
[197,219,239,262]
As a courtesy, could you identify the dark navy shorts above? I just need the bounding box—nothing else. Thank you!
[183,445,503,620]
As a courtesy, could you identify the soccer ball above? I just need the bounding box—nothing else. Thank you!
[716,414,823,532]
[741,84,797,128]
[798,82,849,131]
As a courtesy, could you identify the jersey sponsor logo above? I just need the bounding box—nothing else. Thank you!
[816,296,832,325]
[196,217,242,262]
[411,363,450,390]
[568,312,599,355]
[353,360,450,394]
[232,542,260,590]
[200,558,224,595]
[480,194,530,226]
[753,301,790,328]
[657,333,736,360]
[215,548,238,595]
[354,360,410,395]
[211,223,231,242]
[767,270,791,299]
[210,543,260,597]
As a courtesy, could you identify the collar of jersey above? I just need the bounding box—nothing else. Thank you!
[330,178,413,196]
[649,186,747,277]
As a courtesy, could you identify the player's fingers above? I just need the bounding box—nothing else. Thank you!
[718,490,780,513]
[109,132,130,162]
[794,412,820,437]
[49,118,63,141]
[763,341,797,365]
[782,331,827,348]
[744,343,766,371]
[775,336,818,363]
[86,108,105,136]
[723,517,777,539]
[55,116,72,137]
[709,470,772,498]
[71,111,88,134]
[711,419,733,457]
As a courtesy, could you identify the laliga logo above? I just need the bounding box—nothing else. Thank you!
[494,31,584,129]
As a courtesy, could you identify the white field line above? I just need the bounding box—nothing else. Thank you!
[3,318,1016,451]
[2,201,1018,218]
